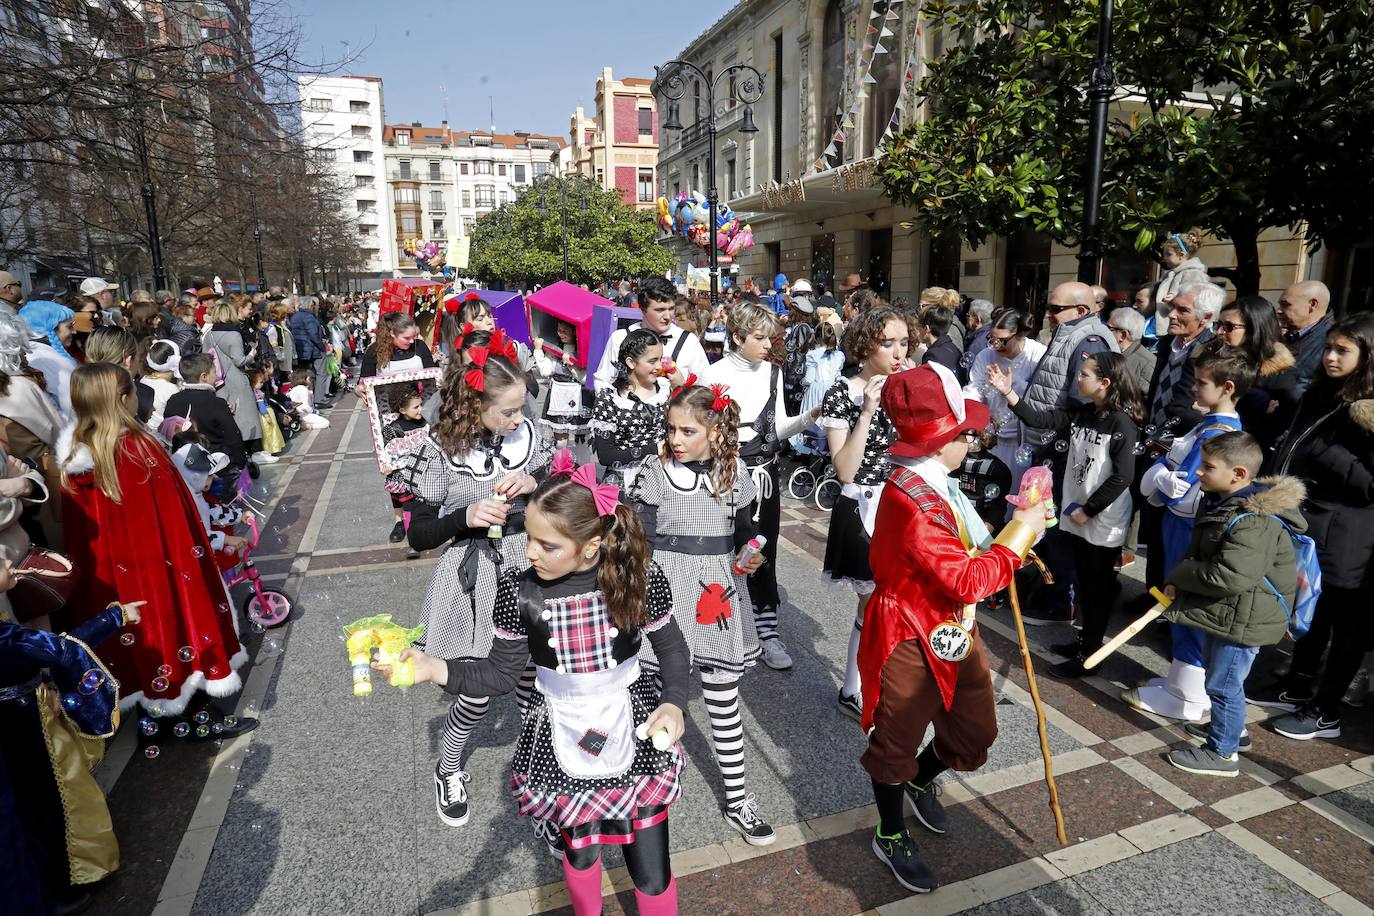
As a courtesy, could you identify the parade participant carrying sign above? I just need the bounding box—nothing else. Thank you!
[858,362,1047,894]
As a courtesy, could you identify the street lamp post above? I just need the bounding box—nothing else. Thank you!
[253,221,266,292]
[654,60,762,308]
[1077,0,1116,284]
[537,177,588,282]
[131,102,168,290]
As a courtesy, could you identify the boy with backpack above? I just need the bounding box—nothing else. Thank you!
[1161,431,1313,777]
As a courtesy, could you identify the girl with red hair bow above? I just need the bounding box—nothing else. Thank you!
[628,383,779,848]
[397,328,556,849]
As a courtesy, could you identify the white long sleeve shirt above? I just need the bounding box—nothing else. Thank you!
[701,351,814,449]
[592,322,709,392]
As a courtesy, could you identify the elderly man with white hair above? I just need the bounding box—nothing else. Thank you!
[1143,283,1221,443]
[1107,307,1158,395]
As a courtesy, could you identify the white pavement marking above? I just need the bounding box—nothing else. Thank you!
[877,856,1065,916]
[1216,822,1341,900]
[1210,786,1296,822]
[1292,763,1373,797]
[1117,811,1211,852]
[1111,756,1203,811]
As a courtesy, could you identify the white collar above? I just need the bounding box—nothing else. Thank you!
[449,419,536,477]
[662,457,718,494]
[612,377,670,409]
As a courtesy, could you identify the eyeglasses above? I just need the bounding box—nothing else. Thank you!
[1046,302,1080,315]
[956,429,980,442]
[1216,320,1245,334]
[989,334,1015,349]
[1108,325,1128,334]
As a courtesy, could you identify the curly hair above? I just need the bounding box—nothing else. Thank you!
[845,305,911,364]
[529,472,651,631]
[374,312,418,372]
[662,385,741,499]
[1162,227,1206,258]
[431,351,524,456]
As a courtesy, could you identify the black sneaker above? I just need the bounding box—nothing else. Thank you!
[532,818,565,860]
[1050,639,1082,658]
[838,690,862,722]
[1184,721,1252,752]
[389,521,406,543]
[904,781,948,834]
[1272,705,1342,741]
[1048,657,1087,680]
[1020,603,1075,626]
[434,764,471,826]
[723,795,776,846]
[872,828,938,893]
[406,546,421,560]
[1247,684,1314,712]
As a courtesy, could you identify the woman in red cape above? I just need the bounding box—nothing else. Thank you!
[59,362,247,717]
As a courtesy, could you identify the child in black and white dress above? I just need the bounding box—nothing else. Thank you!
[401,328,555,847]
[386,457,690,914]
[630,383,778,847]
[819,306,912,721]
[590,328,671,490]
[533,320,593,446]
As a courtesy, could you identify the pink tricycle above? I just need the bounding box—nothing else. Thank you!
[224,512,293,628]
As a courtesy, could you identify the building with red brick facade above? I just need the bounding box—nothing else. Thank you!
[566,68,659,211]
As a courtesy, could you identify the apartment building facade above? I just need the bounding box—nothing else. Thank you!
[297,75,396,279]
[658,0,1349,312]
[566,68,659,211]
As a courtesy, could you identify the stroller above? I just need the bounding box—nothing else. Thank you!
[785,430,841,511]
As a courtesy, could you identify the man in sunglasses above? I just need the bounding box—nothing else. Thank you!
[0,270,23,318]
[1016,282,1118,623]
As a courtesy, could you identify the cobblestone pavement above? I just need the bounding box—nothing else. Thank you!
[90,400,1374,915]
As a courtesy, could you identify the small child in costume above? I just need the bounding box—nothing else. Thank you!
[380,390,428,559]
[861,364,1046,894]
[590,328,671,490]
[1130,346,1249,720]
[287,368,330,429]
[533,320,592,446]
[1162,432,1305,776]
[385,454,690,915]
[250,365,286,458]
[170,436,248,559]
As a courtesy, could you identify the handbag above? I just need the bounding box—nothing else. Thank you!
[11,546,79,620]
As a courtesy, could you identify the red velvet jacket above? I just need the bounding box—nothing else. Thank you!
[858,467,1036,727]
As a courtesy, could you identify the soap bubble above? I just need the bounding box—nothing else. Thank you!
[1144,424,1158,437]
[78,669,106,695]
[192,546,205,558]
[216,603,231,614]
[259,636,283,658]
[984,484,1001,500]
[223,715,238,728]
[173,722,191,738]
[195,724,210,738]
[61,693,81,712]
[212,723,224,734]
[144,746,161,759]
[194,710,210,724]
[1112,432,1123,441]
[156,664,172,677]
[1053,439,1069,453]
[1014,445,1033,467]
[120,632,136,646]
[250,620,265,634]
[149,704,165,717]
[178,646,195,663]
[151,676,169,693]
[140,719,159,737]
[1133,444,1147,456]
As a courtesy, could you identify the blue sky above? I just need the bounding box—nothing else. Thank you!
[292,0,740,136]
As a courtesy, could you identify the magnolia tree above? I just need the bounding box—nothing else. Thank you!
[877,0,1374,295]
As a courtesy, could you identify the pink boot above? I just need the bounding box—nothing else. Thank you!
[561,855,603,915]
[634,876,678,915]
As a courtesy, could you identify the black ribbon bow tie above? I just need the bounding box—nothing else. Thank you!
[657,334,672,345]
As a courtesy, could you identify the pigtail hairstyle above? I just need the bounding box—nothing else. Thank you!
[375,312,419,372]
[432,336,524,457]
[614,328,662,395]
[1085,351,1144,425]
[531,468,651,631]
[663,384,741,499]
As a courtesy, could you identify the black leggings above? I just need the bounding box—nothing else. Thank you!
[1068,532,1122,652]
[745,461,781,614]
[564,815,672,896]
[1288,584,1374,719]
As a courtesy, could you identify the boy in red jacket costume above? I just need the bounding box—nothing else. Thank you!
[860,363,1046,893]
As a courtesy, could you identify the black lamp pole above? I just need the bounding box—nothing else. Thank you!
[1077,0,1116,284]
[654,61,763,308]
[131,103,167,290]
[538,176,587,282]
[253,219,266,291]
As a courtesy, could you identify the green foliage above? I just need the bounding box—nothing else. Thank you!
[877,0,1374,293]
[468,177,673,286]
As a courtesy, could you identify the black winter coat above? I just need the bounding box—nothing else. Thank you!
[163,384,249,470]
[1268,379,1374,588]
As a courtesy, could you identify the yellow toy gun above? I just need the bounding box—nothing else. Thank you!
[342,614,425,696]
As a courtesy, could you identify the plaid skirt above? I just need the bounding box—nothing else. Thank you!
[509,665,683,837]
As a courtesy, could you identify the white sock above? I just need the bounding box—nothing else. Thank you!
[843,621,862,698]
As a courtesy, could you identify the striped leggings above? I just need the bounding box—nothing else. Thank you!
[437,662,537,775]
[701,675,748,807]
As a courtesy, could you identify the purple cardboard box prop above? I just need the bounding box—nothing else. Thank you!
[472,290,530,349]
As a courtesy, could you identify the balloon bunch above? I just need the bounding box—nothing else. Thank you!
[655,191,754,256]
[402,238,448,273]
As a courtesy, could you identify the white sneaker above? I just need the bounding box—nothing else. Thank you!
[759,639,793,670]
[251,451,280,464]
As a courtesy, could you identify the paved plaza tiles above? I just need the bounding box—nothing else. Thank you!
[88,401,1374,916]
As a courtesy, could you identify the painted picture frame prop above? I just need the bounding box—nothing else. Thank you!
[1083,587,1173,670]
[361,367,444,474]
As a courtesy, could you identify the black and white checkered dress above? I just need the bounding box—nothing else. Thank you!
[589,379,670,489]
[404,420,553,660]
[631,455,760,682]
[496,566,685,836]
[818,377,898,592]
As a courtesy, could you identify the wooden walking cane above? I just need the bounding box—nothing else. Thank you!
[1007,550,1068,846]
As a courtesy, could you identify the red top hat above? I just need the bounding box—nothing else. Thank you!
[883,363,991,459]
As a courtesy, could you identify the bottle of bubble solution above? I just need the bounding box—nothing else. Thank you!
[732,535,767,575]
[351,652,373,697]
[487,494,506,541]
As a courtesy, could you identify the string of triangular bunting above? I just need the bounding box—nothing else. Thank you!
[877,18,926,149]
[808,0,903,176]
